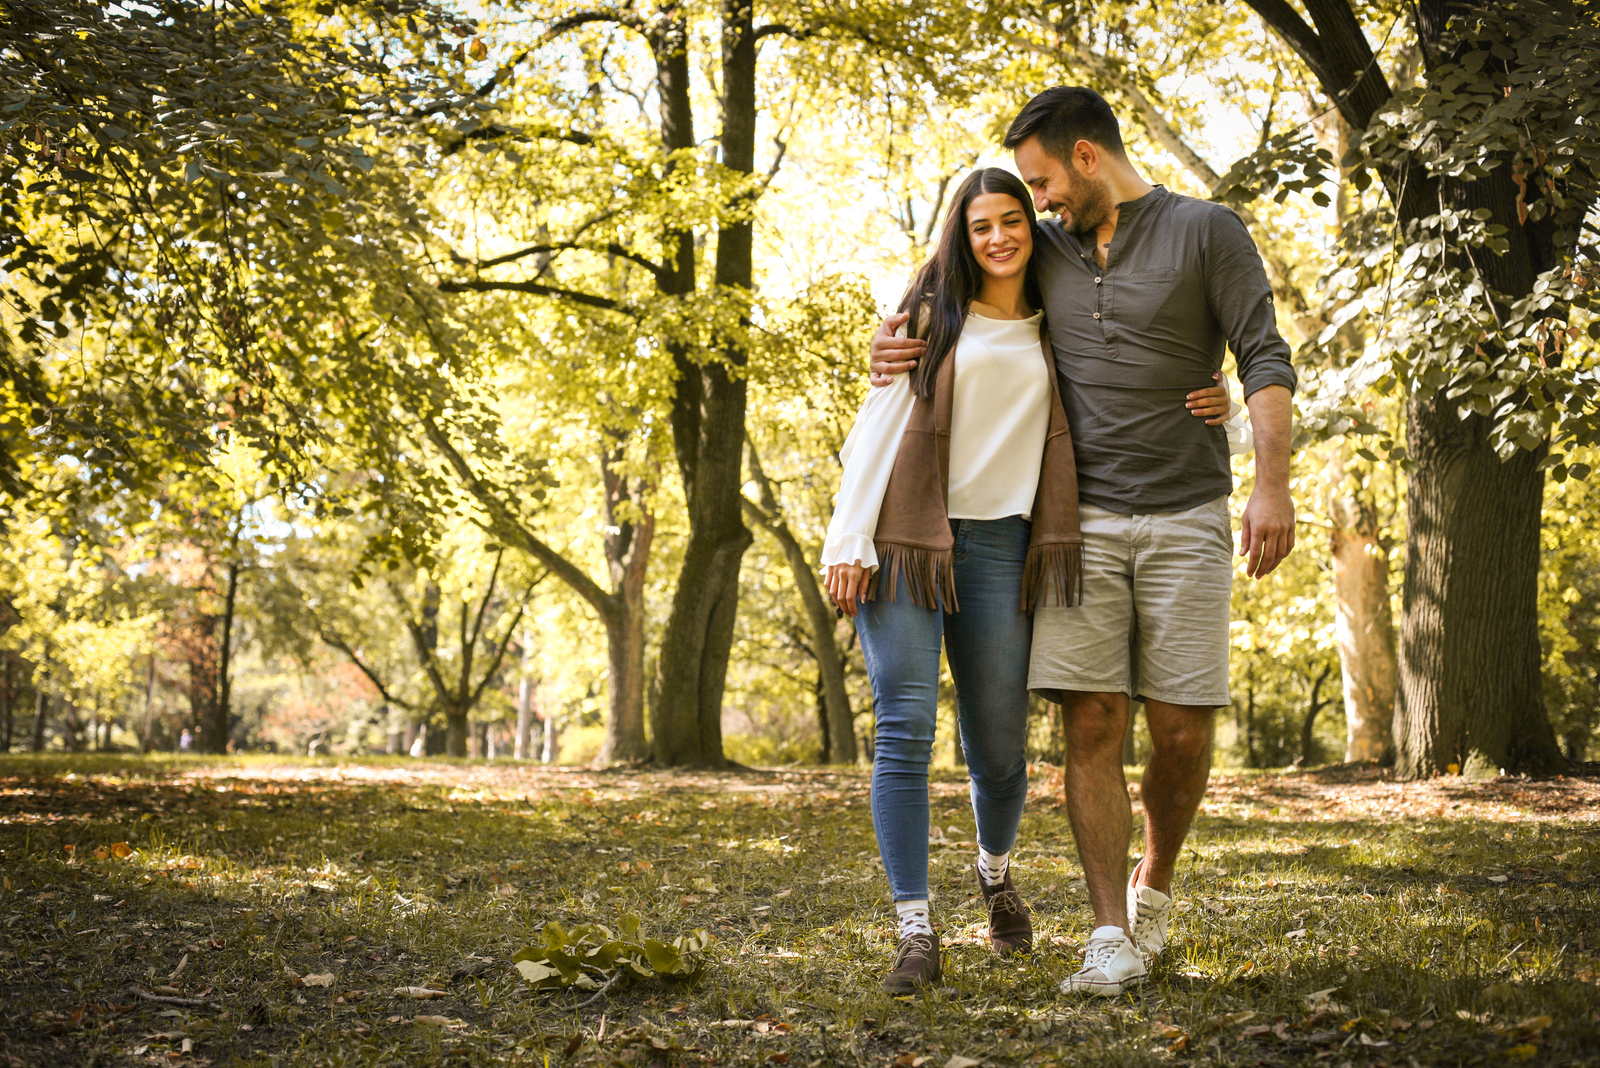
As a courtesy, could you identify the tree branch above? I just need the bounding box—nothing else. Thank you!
[458,241,664,279]
[1240,0,1334,89]
[442,123,596,156]
[468,586,535,709]
[437,277,628,313]
[1006,21,1221,188]
[414,12,646,121]
[543,11,644,42]
[754,24,809,42]
[317,625,415,712]
[417,416,619,619]
[388,581,453,707]
[464,549,504,663]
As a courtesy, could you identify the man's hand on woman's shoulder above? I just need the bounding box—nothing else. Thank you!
[869,311,925,387]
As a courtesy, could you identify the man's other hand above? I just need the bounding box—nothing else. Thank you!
[869,311,925,387]
[1239,485,1295,579]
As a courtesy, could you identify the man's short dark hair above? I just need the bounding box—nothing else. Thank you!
[1003,86,1125,163]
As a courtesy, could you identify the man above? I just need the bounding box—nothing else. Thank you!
[870,86,1297,996]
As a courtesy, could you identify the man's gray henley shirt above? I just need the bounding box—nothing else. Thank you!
[1035,185,1298,515]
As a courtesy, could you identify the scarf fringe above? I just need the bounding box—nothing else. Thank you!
[1022,541,1084,611]
[869,542,958,612]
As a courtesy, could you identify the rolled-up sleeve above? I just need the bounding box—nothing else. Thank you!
[1203,207,1298,400]
[821,375,915,571]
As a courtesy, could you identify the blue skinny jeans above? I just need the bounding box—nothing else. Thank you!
[856,516,1033,902]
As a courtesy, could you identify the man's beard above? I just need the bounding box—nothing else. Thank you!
[1064,175,1115,238]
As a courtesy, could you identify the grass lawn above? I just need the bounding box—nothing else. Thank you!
[1,754,1598,1067]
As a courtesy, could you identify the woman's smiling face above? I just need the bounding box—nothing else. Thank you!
[966,192,1034,281]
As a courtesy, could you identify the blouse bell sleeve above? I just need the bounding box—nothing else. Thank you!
[1221,373,1255,456]
[821,372,916,571]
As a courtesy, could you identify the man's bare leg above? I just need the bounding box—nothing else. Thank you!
[1133,699,1215,895]
[1062,690,1133,930]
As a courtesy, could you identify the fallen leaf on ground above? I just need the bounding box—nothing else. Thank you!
[394,986,449,999]
[301,974,334,987]
[1496,1015,1554,1039]
[414,1014,454,1025]
[945,1056,983,1068]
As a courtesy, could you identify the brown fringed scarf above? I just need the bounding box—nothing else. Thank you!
[867,320,1084,612]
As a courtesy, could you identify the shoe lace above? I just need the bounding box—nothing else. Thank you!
[1131,896,1167,937]
[894,935,934,967]
[1081,935,1121,973]
[988,890,1023,919]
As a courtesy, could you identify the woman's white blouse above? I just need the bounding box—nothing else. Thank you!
[822,313,1252,571]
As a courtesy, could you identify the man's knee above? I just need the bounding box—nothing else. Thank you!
[1064,692,1128,752]
[1147,704,1214,761]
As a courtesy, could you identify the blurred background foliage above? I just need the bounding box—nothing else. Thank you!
[2,0,1596,770]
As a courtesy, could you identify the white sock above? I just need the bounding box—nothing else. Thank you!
[977,847,1010,887]
[895,899,932,938]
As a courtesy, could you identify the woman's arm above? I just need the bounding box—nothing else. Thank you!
[822,373,916,613]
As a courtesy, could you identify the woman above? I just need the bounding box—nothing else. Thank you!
[821,168,1241,993]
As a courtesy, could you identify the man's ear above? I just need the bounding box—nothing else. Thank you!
[1073,138,1098,178]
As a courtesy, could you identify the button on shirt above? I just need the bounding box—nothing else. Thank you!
[1035,186,1298,514]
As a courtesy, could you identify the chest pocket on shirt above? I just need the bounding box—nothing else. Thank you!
[1110,268,1180,333]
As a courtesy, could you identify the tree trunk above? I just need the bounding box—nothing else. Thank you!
[1396,400,1561,777]
[62,699,81,752]
[141,654,156,753]
[1301,662,1334,766]
[542,712,561,764]
[597,441,652,764]
[515,642,535,760]
[813,670,831,763]
[1327,459,1398,762]
[602,607,649,763]
[1245,675,1258,768]
[650,3,756,768]
[210,556,240,754]
[1,653,12,752]
[742,444,857,764]
[445,704,469,759]
[31,656,47,751]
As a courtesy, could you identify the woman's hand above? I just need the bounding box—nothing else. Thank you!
[1186,372,1235,425]
[825,562,871,618]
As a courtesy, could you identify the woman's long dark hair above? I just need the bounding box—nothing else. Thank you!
[898,167,1043,399]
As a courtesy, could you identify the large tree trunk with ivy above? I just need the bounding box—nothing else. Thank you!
[1397,399,1559,775]
[1244,0,1569,777]
[649,3,755,768]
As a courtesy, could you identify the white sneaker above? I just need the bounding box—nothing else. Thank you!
[1128,876,1174,961]
[1059,925,1147,996]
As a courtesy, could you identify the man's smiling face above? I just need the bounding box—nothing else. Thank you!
[1013,135,1114,238]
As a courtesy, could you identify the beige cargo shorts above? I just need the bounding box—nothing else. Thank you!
[1029,495,1233,708]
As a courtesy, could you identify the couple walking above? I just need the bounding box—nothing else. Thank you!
[821,87,1298,996]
